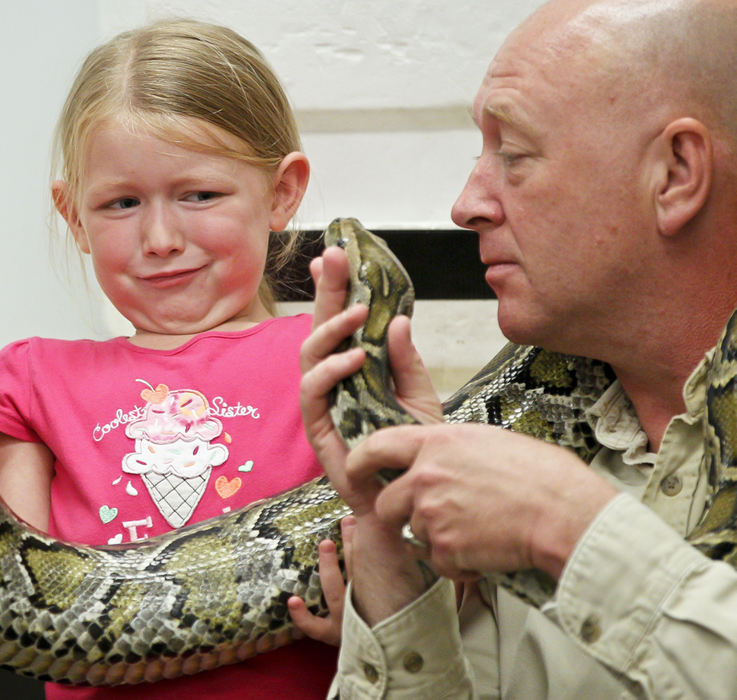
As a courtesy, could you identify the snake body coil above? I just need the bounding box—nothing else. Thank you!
[2,217,737,684]
[0,477,349,685]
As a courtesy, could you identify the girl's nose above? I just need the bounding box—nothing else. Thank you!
[141,203,184,257]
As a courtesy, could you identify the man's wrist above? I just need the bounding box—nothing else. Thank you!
[531,480,618,579]
[351,516,438,626]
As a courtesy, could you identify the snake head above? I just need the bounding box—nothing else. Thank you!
[322,218,415,319]
[323,217,360,250]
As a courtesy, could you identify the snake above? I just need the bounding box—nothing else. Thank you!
[1,217,737,684]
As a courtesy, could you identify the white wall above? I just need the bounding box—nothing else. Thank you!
[1,0,546,391]
[0,1,103,346]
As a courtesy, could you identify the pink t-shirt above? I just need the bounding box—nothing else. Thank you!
[0,315,337,699]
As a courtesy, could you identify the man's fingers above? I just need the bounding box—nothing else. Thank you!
[300,303,368,374]
[341,515,356,580]
[299,302,367,438]
[387,316,443,424]
[301,345,365,413]
[311,246,351,327]
[346,425,427,481]
[345,426,432,529]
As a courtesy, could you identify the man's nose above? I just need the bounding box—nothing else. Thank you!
[451,159,505,231]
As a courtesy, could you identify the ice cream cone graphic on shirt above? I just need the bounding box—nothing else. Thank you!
[122,384,228,527]
[139,469,211,529]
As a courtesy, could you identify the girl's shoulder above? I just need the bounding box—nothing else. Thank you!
[0,337,129,399]
[0,336,122,364]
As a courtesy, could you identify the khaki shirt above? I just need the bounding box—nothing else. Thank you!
[333,352,737,698]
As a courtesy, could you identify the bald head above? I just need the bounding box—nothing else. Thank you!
[459,0,737,356]
[513,0,737,138]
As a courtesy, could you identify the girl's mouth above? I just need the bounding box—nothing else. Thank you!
[140,266,205,288]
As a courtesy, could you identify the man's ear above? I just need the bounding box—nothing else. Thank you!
[653,118,712,237]
[268,152,310,232]
[52,180,90,253]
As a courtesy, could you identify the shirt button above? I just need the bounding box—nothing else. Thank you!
[580,614,602,643]
[362,662,379,684]
[660,475,683,497]
[402,651,424,674]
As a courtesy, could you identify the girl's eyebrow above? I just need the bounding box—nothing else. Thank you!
[85,167,235,193]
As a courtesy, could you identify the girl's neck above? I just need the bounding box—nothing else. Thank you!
[127,311,274,350]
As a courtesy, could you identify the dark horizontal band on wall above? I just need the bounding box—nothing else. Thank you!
[270,229,496,301]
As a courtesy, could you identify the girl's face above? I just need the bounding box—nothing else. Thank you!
[59,118,305,348]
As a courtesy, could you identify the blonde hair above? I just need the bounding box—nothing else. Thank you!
[53,18,303,313]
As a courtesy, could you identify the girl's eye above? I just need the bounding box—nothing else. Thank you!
[185,191,220,202]
[111,197,140,210]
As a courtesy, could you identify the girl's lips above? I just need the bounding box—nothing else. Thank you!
[139,266,205,288]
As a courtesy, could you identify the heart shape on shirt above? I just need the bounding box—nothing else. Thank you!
[99,505,119,524]
[215,475,242,499]
[140,383,169,404]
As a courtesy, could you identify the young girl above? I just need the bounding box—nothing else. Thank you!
[0,18,338,699]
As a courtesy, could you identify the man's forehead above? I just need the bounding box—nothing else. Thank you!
[471,49,557,126]
[476,11,616,117]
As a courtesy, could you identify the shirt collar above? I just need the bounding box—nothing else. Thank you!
[584,349,712,465]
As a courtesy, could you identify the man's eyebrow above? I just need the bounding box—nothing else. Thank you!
[485,105,517,125]
[483,103,540,140]
[469,104,517,128]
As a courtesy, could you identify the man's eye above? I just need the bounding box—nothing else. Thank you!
[497,151,525,167]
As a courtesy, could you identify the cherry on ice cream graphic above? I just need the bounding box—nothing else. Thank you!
[122,381,228,527]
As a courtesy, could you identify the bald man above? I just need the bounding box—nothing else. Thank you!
[300,0,737,696]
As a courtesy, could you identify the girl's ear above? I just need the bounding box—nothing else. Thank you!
[652,118,712,237]
[268,152,310,232]
[52,180,90,253]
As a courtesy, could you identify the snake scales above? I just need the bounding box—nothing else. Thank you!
[1,217,736,684]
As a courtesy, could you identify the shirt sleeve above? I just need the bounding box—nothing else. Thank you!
[334,578,478,699]
[0,339,41,442]
[549,491,737,697]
